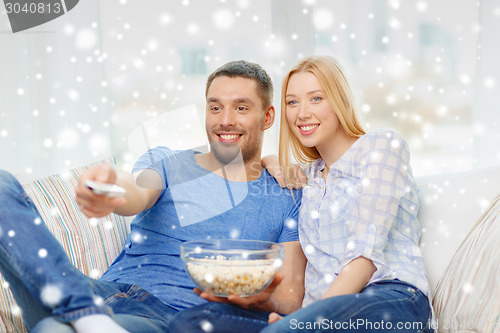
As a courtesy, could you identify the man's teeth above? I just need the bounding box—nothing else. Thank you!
[300,125,319,131]
[220,134,240,140]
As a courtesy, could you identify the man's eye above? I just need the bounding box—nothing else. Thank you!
[236,106,248,111]
[210,106,221,111]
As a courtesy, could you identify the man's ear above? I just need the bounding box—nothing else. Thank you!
[262,105,275,131]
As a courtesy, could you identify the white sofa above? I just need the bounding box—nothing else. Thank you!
[0,161,499,332]
[417,166,500,332]
[416,166,500,293]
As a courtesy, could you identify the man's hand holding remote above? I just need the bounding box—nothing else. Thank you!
[75,163,127,218]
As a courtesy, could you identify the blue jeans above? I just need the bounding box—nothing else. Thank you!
[0,170,177,332]
[262,280,434,333]
[168,302,271,332]
[168,280,433,333]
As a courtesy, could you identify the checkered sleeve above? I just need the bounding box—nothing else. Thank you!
[339,130,414,280]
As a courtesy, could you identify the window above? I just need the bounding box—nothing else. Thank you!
[1,0,498,180]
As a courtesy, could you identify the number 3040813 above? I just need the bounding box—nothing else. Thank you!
[5,2,62,14]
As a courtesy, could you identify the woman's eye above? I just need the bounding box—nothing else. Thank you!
[287,100,298,106]
[311,96,322,102]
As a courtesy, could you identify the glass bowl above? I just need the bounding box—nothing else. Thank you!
[180,239,283,297]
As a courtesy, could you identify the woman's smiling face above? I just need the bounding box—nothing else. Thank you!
[285,71,344,152]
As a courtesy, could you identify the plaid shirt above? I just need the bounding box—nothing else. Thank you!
[299,129,429,306]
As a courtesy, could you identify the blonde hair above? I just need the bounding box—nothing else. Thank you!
[279,56,365,185]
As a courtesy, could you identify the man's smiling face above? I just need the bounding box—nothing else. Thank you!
[205,75,271,165]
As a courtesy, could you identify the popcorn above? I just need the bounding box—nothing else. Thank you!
[185,255,278,296]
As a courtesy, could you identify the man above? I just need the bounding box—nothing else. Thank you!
[0,60,306,333]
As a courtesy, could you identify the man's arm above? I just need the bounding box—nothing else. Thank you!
[114,168,162,216]
[267,240,307,313]
[76,164,162,218]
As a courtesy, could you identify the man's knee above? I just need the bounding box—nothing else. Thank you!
[0,170,17,185]
[0,170,21,196]
[31,317,75,333]
[0,170,22,200]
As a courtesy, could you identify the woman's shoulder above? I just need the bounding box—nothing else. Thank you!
[359,128,408,151]
[363,128,404,140]
[302,159,323,180]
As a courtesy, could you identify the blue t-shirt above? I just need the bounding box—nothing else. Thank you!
[100,147,301,311]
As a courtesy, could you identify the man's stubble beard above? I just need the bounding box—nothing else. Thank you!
[208,132,263,166]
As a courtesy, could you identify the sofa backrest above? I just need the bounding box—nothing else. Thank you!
[416,165,500,294]
[2,160,499,331]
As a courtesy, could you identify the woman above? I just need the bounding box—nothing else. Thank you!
[261,55,434,332]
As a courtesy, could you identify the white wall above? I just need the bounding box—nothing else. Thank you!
[1,0,499,181]
[0,0,111,182]
[473,0,500,169]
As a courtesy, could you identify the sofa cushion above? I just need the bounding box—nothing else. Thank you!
[432,195,500,332]
[0,161,130,332]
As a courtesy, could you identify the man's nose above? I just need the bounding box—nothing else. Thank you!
[220,109,237,127]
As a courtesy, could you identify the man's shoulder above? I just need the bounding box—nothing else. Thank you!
[149,146,191,156]
[258,169,302,200]
[147,146,195,164]
[133,146,194,173]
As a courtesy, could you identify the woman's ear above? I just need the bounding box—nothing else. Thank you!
[262,105,275,131]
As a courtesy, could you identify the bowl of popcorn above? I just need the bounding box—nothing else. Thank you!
[180,239,283,297]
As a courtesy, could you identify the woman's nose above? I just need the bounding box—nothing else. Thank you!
[297,104,311,120]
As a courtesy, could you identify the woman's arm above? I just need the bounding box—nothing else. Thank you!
[268,256,375,324]
[321,256,376,299]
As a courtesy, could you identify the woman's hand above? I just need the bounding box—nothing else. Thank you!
[194,273,284,312]
[261,155,306,189]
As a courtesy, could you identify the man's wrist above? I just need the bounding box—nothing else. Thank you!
[266,297,280,313]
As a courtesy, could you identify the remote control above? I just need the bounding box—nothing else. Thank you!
[84,180,126,198]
